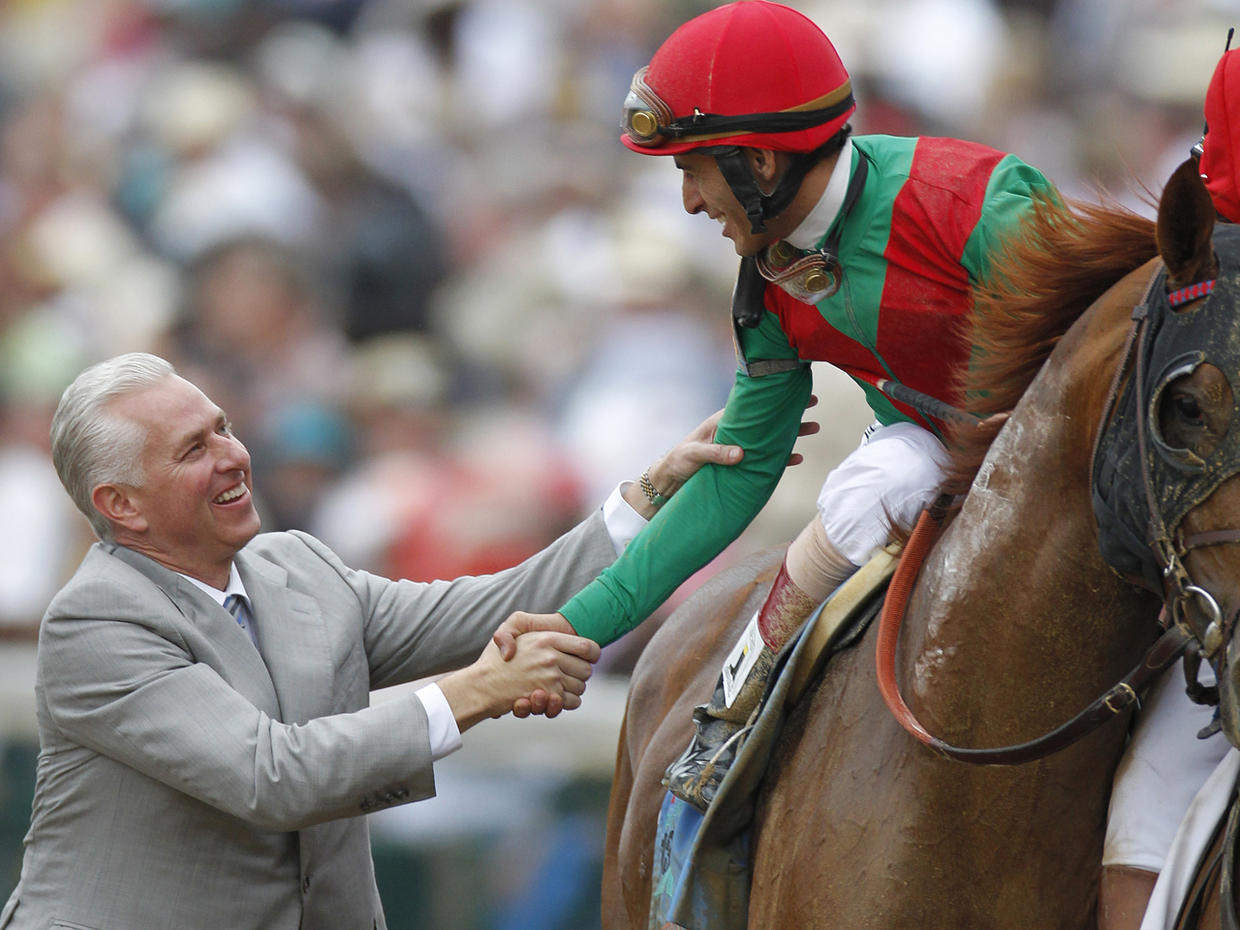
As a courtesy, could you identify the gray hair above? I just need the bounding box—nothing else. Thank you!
[51,352,177,541]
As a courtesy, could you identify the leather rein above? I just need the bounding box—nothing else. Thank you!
[875,264,1236,765]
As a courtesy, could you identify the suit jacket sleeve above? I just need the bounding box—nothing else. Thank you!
[277,510,620,690]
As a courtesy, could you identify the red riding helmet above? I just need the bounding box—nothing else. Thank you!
[1200,47,1240,223]
[621,0,855,157]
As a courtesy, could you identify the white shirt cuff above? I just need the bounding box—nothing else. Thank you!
[602,481,648,554]
[415,683,463,761]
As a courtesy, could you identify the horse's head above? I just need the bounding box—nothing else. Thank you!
[1093,157,1240,747]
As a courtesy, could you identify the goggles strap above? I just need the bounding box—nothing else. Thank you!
[665,94,855,143]
[711,131,851,235]
[714,147,769,233]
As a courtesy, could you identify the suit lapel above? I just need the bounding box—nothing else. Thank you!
[107,544,283,717]
[236,550,334,726]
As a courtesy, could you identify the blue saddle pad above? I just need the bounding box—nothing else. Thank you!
[648,792,749,930]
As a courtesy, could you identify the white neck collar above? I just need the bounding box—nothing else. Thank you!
[786,137,854,251]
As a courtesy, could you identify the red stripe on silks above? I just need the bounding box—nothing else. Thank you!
[774,294,890,377]
[876,138,1002,425]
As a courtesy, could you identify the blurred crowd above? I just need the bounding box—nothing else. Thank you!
[0,0,1231,661]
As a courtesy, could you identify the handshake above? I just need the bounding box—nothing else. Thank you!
[435,612,597,734]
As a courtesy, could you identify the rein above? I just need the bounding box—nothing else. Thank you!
[874,499,1192,765]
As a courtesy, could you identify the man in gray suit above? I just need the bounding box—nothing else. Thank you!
[0,352,746,930]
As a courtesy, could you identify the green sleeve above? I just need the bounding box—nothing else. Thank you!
[560,310,812,645]
[960,154,1055,282]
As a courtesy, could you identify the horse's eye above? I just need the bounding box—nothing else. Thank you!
[1172,391,1205,426]
[1152,366,1231,467]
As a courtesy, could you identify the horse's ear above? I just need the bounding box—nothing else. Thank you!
[1156,157,1218,288]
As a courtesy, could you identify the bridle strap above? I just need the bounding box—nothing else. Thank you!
[1089,267,1160,494]
[875,501,1194,765]
[1180,528,1240,550]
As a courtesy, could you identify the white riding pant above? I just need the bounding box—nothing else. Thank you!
[816,420,949,565]
[1104,664,1229,873]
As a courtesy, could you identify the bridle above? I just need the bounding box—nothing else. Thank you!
[1091,243,1240,691]
[876,232,1240,765]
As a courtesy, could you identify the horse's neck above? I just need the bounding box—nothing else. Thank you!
[901,300,1158,746]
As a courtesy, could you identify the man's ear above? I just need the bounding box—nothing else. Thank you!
[745,147,781,185]
[91,483,146,534]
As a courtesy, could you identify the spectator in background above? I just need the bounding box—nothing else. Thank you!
[252,20,450,342]
[159,235,352,483]
[254,399,354,532]
[0,394,84,633]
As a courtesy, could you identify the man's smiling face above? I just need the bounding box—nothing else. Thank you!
[103,374,261,586]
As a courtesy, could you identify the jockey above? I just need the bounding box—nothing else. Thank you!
[490,6,1232,927]
[556,0,1052,807]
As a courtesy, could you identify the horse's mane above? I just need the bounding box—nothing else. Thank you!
[939,192,1158,498]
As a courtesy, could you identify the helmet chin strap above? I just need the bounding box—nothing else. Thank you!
[710,135,844,234]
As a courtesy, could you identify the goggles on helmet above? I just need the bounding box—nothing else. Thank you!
[621,66,855,150]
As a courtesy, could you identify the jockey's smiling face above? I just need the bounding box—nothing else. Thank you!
[674,150,782,258]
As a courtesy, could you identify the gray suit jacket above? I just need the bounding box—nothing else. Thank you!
[0,514,618,930]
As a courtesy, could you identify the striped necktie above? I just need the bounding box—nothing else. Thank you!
[224,594,257,647]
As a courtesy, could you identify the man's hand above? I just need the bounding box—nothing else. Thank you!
[623,409,736,518]
[493,611,575,660]
[492,612,582,717]
[623,398,820,518]
[436,631,601,733]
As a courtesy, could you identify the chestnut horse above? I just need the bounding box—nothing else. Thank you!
[603,160,1240,929]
